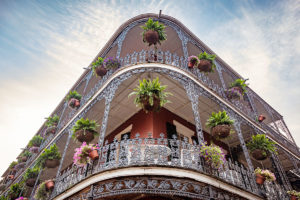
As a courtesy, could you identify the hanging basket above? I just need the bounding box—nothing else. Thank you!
[198,59,212,72]
[95,65,107,77]
[15,162,25,170]
[89,149,99,160]
[45,159,60,168]
[75,130,95,143]
[251,149,268,161]
[45,180,55,190]
[20,156,27,162]
[141,95,161,112]
[46,126,57,135]
[211,124,231,139]
[256,174,266,185]
[30,146,39,153]
[26,178,37,187]
[226,87,243,100]
[144,30,159,46]
[68,98,81,109]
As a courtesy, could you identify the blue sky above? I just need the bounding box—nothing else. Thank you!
[0,0,299,176]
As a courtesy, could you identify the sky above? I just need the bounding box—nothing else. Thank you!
[0,0,299,176]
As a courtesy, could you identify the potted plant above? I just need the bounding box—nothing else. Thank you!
[28,135,44,153]
[287,190,300,200]
[103,57,121,70]
[37,144,61,168]
[254,167,276,185]
[226,79,248,100]
[45,114,59,135]
[19,150,32,163]
[73,142,99,167]
[129,77,172,113]
[188,56,200,68]
[34,181,52,200]
[45,179,55,190]
[141,18,167,46]
[197,52,216,72]
[23,167,40,187]
[206,111,234,139]
[257,114,266,123]
[71,118,99,143]
[8,182,23,200]
[92,57,107,77]
[66,90,82,109]
[246,134,277,160]
[9,161,18,174]
[200,142,226,169]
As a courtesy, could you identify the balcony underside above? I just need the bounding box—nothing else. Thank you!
[55,167,262,200]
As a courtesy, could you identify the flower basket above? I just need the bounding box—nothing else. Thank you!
[211,124,231,139]
[95,65,107,77]
[251,149,268,161]
[26,178,37,187]
[144,30,159,46]
[73,142,99,166]
[45,180,55,190]
[198,59,213,72]
[226,87,243,100]
[68,98,80,109]
[30,146,39,153]
[256,173,266,185]
[75,130,95,143]
[45,159,60,168]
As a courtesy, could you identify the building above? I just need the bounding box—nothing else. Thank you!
[1,13,300,200]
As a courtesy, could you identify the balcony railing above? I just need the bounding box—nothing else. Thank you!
[52,133,288,199]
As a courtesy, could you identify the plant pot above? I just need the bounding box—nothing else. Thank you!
[20,156,27,162]
[46,126,57,135]
[95,65,107,77]
[30,146,39,153]
[198,59,212,72]
[75,130,95,143]
[258,115,266,123]
[256,174,266,185]
[141,95,161,112]
[45,159,60,168]
[89,149,99,160]
[15,162,25,170]
[8,175,14,180]
[45,180,55,190]
[226,87,243,100]
[251,149,268,160]
[144,30,159,46]
[188,59,198,68]
[290,195,298,200]
[26,178,37,187]
[211,124,231,139]
[68,98,81,109]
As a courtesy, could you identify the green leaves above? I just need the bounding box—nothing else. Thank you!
[66,90,82,102]
[37,144,61,168]
[141,18,167,45]
[35,181,50,200]
[206,111,234,128]
[9,161,18,169]
[197,52,216,72]
[229,79,248,95]
[92,57,104,67]
[45,114,59,128]
[28,135,44,147]
[23,167,40,181]
[246,134,277,155]
[71,118,99,140]
[129,77,172,112]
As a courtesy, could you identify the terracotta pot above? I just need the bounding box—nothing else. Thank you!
[89,149,99,160]
[68,98,81,109]
[45,180,55,190]
[258,115,266,123]
[141,95,161,112]
[75,130,95,143]
[226,87,243,100]
[21,156,27,162]
[144,30,159,46]
[198,59,212,72]
[251,149,268,161]
[95,65,107,77]
[291,195,298,200]
[46,126,57,135]
[256,174,266,185]
[211,124,231,139]
[8,175,14,180]
[26,178,37,187]
[45,159,60,168]
[30,146,39,153]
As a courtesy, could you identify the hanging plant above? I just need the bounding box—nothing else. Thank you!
[254,167,276,185]
[34,181,53,200]
[28,135,44,152]
[8,182,23,200]
[66,90,82,109]
[73,142,99,167]
[206,111,234,139]
[103,57,121,69]
[141,18,167,46]
[23,167,40,187]
[226,79,248,100]
[200,142,226,169]
[129,77,172,113]
[188,56,200,68]
[9,161,18,171]
[92,57,106,77]
[45,114,59,135]
[19,150,32,163]
[287,190,300,200]
[37,144,61,168]
[71,118,99,143]
[197,52,216,72]
[246,134,277,160]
